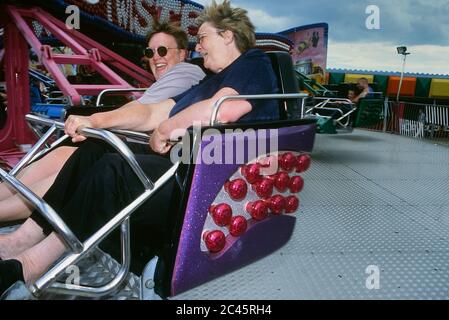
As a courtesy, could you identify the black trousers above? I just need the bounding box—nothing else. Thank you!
[30,140,175,272]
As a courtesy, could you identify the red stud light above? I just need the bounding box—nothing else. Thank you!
[289,176,304,193]
[252,178,274,199]
[203,230,226,253]
[224,179,248,201]
[285,196,300,214]
[279,152,297,172]
[296,154,311,173]
[241,163,262,184]
[273,172,290,192]
[268,195,286,215]
[246,200,269,221]
[229,216,248,237]
[209,203,233,227]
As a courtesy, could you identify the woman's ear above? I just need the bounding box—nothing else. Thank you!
[222,30,234,45]
[179,49,187,62]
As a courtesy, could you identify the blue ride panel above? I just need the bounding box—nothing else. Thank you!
[31,103,65,119]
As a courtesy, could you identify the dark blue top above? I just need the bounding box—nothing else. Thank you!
[169,48,279,122]
[366,86,375,99]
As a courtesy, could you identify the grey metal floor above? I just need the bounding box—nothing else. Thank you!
[3,129,449,300]
[174,129,449,300]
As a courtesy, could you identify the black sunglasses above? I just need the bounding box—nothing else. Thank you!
[144,46,178,59]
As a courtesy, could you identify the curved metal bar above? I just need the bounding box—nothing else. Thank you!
[26,114,65,130]
[110,129,151,142]
[10,124,57,176]
[96,88,147,106]
[209,93,309,126]
[29,134,71,164]
[0,168,83,253]
[25,114,154,190]
[31,162,179,297]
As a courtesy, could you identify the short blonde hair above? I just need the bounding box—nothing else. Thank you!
[197,0,255,53]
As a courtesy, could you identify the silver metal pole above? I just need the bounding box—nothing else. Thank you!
[96,88,147,106]
[383,97,389,132]
[210,93,308,126]
[10,125,58,176]
[396,54,408,102]
[0,168,83,253]
[31,162,179,296]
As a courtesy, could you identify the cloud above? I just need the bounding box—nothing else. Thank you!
[328,40,449,75]
[235,5,293,32]
[193,0,449,74]
[189,0,293,31]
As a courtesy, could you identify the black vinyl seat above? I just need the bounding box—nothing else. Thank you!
[266,51,301,120]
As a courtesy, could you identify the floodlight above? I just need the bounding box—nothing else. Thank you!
[397,46,408,55]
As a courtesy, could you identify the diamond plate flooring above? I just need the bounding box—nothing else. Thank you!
[173,130,449,300]
[2,130,449,300]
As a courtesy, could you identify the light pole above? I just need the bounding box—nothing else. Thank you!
[396,46,410,102]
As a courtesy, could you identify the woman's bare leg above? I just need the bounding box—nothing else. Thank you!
[0,218,46,260]
[16,232,67,284]
[0,173,58,221]
[0,217,67,284]
[0,146,76,200]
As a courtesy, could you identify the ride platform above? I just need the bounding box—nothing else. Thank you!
[2,126,449,300]
[174,129,449,299]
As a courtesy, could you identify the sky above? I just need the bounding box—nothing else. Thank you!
[194,0,449,75]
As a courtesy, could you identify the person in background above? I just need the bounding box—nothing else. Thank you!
[352,77,374,103]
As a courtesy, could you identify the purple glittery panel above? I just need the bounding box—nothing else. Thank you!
[171,123,316,295]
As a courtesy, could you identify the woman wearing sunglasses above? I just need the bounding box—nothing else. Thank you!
[0,21,205,223]
[0,0,280,294]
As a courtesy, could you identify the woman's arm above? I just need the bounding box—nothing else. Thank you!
[149,87,252,154]
[65,99,176,142]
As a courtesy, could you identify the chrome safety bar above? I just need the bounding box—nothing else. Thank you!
[110,129,151,142]
[10,124,58,176]
[96,88,147,106]
[305,98,357,128]
[0,168,83,253]
[29,134,71,165]
[210,93,309,126]
[25,114,153,190]
[31,162,180,297]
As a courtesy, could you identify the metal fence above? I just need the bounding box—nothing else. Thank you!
[360,99,449,143]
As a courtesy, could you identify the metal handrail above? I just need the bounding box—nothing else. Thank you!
[10,125,58,176]
[110,129,151,142]
[29,134,71,165]
[210,93,309,126]
[96,88,147,106]
[31,162,180,297]
[306,98,357,128]
[25,114,153,190]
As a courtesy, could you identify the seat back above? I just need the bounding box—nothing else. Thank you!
[266,51,301,120]
[154,118,317,298]
[149,51,316,298]
[354,98,384,127]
